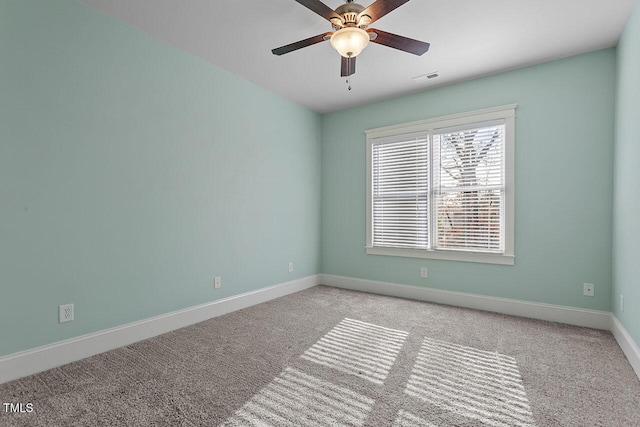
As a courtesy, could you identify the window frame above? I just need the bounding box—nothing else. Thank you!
[365,105,516,265]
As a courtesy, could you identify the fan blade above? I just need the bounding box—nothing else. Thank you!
[341,56,356,77]
[358,0,410,25]
[272,32,332,55]
[367,29,430,55]
[295,0,343,22]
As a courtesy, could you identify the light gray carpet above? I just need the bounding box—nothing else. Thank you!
[1,285,639,426]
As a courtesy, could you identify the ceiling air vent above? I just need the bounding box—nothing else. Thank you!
[412,72,439,83]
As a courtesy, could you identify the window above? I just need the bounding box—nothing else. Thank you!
[366,105,515,265]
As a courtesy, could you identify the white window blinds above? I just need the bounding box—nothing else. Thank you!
[369,119,507,255]
[433,120,505,253]
[371,134,429,249]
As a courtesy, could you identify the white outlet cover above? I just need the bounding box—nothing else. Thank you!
[59,304,74,323]
[214,276,222,289]
[583,283,594,297]
[420,267,428,278]
[288,262,294,273]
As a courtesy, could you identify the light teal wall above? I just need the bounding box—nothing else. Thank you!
[321,49,616,311]
[613,0,640,345]
[0,0,321,356]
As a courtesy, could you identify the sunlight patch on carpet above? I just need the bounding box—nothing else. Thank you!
[392,409,439,427]
[405,337,536,427]
[221,367,374,427]
[300,318,408,384]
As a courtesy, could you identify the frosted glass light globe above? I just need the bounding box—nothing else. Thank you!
[330,27,370,58]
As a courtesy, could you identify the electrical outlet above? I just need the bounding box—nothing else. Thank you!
[59,304,74,323]
[621,294,624,312]
[214,276,222,289]
[288,262,294,273]
[583,283,594,297]
[420,267,428,278]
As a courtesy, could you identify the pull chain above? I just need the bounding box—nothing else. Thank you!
[346,55,353,91]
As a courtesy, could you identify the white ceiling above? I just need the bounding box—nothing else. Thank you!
[80,0,634,114]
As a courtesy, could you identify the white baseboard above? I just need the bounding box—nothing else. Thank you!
[610,315,640,379]
[0,275,319,385]
[3,274,636,385]
[320,274,611,330]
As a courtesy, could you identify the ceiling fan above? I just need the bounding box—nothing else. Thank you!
[272,0,430,79]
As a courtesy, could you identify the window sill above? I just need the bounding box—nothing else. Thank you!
[365,246,515,266]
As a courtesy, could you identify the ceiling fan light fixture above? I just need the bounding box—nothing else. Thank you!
[330,27,369,58]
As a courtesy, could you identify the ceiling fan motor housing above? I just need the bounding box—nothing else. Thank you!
[333,1,370,29]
